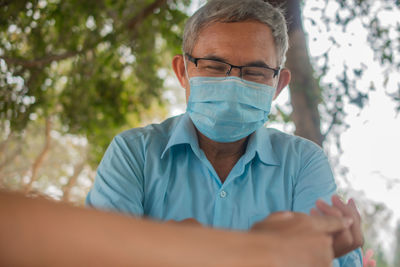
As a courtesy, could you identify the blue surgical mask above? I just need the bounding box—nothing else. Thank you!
[186,76,276,143]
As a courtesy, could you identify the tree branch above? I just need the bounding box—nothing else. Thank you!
[0,0,12,9]
[1,51,80,69]
[322,110,338,141]
[127,0,168,30]
[1,0,169,69]
[62,161,85,202]
[24,117,52,194]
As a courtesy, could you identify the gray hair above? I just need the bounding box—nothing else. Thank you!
[182,0,289,66]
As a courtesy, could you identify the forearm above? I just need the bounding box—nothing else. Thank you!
[0,192,275,267]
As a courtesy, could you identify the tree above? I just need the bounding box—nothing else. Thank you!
[0,0,188,195]
[0,0,189,165]
[267,0,400,147]
[2,0,399,153]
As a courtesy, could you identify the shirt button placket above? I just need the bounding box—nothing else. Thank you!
[220,190,227,198]
[213,189,229,228]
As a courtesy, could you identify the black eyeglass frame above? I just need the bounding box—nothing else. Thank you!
[185,53,281,78]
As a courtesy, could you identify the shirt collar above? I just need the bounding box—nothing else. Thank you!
[161,113,200,159]
[245,127,280,166]
[161,113,280,166]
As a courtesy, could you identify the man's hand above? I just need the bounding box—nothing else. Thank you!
[311,195,363,258]
[251,211,352,267]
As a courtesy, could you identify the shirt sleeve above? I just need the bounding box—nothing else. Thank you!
[292,144,363,267]
[292,147,336,213]
[85,134,144,216]
[335,248,363,267]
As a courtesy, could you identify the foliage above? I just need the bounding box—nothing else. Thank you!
[394,221,400,266]
[306,0,400,150]
[0,0,189,163]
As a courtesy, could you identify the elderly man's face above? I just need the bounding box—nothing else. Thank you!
[172,21,290,102]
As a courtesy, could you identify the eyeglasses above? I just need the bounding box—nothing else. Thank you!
[185,53,280,84]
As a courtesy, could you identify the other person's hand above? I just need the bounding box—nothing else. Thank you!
[311,195,363,258]
[251,211,352,267]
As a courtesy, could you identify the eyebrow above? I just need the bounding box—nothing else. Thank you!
[201,54,274,68]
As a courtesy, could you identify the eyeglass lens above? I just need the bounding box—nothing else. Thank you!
[194,59,275,84]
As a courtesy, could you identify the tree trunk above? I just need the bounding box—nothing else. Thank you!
[62,162,85,202]
[270,0,324,146]
[24,118,52,194]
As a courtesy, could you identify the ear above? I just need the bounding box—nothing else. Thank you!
[172,54,188,89]
[273,68,291,100]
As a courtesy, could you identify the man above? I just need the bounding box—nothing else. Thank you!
[86,0,363,266]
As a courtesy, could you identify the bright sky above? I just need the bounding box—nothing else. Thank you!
[180,0,400,261]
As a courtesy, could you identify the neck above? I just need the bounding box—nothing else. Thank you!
[196,129,248,165]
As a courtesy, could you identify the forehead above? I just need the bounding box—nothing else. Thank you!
[192,21,277,66]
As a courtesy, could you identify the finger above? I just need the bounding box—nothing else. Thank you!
[336,196,362,242]
[332,195,353,217]
[348,199,362,221]
[310,208,320,216]
[316,199,343,217]
[312,215,353,234]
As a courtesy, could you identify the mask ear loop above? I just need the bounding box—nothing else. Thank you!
[274,73,280,89]
[273,66,282,89]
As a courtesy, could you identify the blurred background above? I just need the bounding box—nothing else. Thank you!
[1,0,399,265]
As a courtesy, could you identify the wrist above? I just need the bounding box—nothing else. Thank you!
[218,231,278,267]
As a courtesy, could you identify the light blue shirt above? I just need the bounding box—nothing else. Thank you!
[86,113,362,266]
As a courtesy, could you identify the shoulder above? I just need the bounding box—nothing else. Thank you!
[114,114,183,148]
[101,115,183,162]
[264,128,334,186]
[264,127,323,156]
[258,127,329,174]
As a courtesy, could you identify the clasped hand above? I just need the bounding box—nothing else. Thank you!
[170,195,363,267]
[251,195,363,266]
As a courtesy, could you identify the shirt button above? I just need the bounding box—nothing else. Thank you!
[220,190,227,198]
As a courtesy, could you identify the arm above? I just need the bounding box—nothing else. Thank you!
[293,145,363,266]
[0,191,347,267]
[0,191,255,267]
[86,135,145,214]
